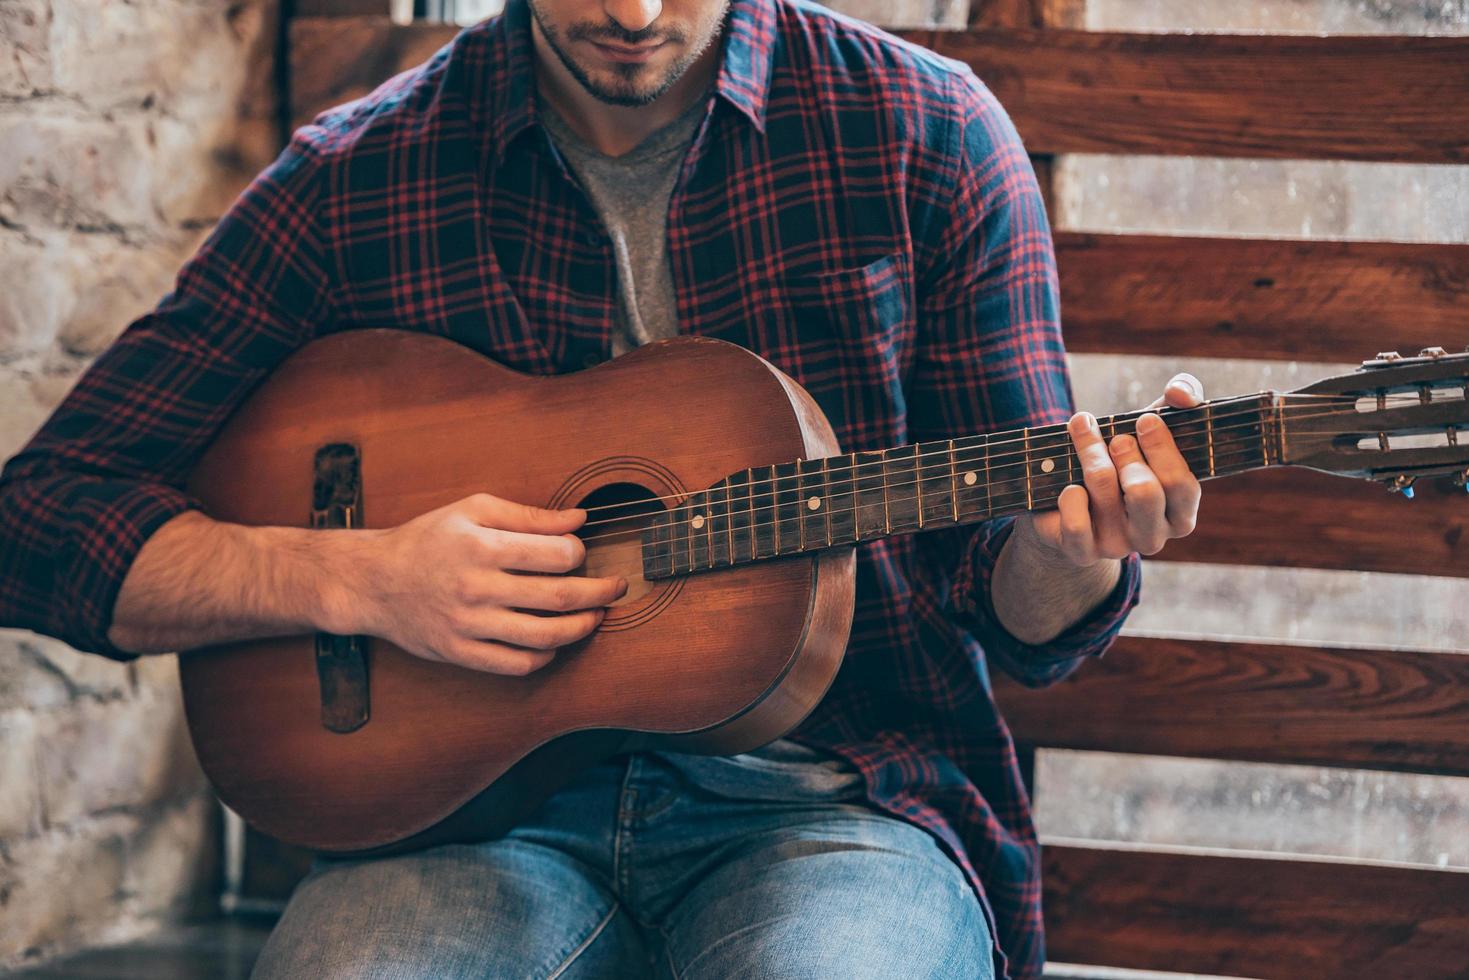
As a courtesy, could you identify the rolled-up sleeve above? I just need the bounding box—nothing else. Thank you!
[0,128,335,659]
[907,68,1141,688]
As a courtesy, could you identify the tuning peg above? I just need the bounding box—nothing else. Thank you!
[1419,346,1448,358]
[1389,474,1416,498]
[1376,351,1404,362]
[1455,470,1469,493]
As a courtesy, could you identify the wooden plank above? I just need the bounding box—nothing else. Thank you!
[290,18,458,127]
[1055,233,1469,363]
[968,0,1084,28]
[1156,466,1469,580]
[1043,844,1469,978]
[920,29,1469,163]
[295,0,392,15]
[995,636,1469,777]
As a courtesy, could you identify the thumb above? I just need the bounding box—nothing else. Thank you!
[1146,372,1204,410]
[1164,372,1205,408]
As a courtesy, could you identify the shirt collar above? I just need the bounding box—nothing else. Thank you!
[482,0,776,162]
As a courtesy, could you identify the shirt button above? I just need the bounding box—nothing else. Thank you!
[582,230,601,246]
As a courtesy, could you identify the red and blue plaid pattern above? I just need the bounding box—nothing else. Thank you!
[0,0,1140,973]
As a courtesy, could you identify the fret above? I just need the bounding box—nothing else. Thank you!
[821,455,833,546]
[773,461,802,556]
[686,489,710,571]
[753,465,777,560]
[703,488,715,568]
[891,444,923,533]
[852,450,888,540]
[796,457,826,552]
[987,431,998,517]
[728,469,752,563]
[722,478,736,566]
[987,428,1031,518]
[745,468,756,560]
[917,440,955,529]
[880,449,892,535]
[770,465,781,556]
[952,435,988,520]
[914,447,924,528]
[831,453,861,545]
[1029,424,1073,507]
[1204,401,1216,476]
[947,439,959,523]
[648,505,674,578]
[662,498,683,577]
[878,444,922,534]
[1022,426,1033,510]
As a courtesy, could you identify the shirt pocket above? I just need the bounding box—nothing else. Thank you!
[774,251,914,447]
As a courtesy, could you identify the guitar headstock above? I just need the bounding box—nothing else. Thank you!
[1281,347,1469,495]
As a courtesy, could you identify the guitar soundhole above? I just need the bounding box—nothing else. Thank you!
[573,481,666,608]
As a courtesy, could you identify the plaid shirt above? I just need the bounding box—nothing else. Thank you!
[0,0,1140,973]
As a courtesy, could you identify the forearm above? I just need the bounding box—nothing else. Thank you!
[990,513,1122,647]
[107,510,377,655]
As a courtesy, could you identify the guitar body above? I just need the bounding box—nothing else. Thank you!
[180,331,855,853]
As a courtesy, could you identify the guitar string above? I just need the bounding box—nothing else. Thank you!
[560,385,1463,521]
[568,395,1454,540]
[563,411,1423,582]
[566,395,1291,535]
[555,432,1365,587]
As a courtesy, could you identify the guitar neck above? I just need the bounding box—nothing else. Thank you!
[643,393,1280,578]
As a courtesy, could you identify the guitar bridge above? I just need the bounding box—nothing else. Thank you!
[311,443,369,734]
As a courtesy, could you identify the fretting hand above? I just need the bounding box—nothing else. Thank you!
[1021,373,1205,565]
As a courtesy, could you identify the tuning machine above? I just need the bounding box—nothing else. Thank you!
[1386,474,1416,499]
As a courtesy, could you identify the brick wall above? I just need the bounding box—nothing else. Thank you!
[0,0,279,968]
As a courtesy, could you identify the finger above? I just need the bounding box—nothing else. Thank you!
[1144,372,1205,411]
[1135,413,1201,535]
[472,607,606,651]
[441,639,557,677]
[1107,433,1168,555]
[1069,412,1125,544]
[485,570,628,612]
[462,492,587,535]
[477,527,587,573]
[1164,372,1204,408]
[1055,484,1097,565]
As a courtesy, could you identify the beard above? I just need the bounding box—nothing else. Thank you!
[527,0,729,107]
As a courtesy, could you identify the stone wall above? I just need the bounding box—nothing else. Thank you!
[0,0,279,969]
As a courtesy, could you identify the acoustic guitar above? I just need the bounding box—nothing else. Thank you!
[180,331,1469,853]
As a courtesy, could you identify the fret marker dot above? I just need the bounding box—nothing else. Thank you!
[691,514,705,529]
[963,471,977,485]
[1040,458,1056,473]
[807,496,822,510]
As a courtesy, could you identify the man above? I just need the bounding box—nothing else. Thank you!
[0,0,1203,975]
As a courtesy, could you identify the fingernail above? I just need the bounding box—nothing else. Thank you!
[1110,435,1134,456]
[1137,413,1162,435]
[1173,376,1199,398]
[1081,412,1099,435]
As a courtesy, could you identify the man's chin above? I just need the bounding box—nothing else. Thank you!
[578,67,677,107]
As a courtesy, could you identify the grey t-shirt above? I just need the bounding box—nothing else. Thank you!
[538,92,700,357]
[538,94,864,802]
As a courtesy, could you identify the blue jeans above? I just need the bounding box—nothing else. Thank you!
[250,749,995,979]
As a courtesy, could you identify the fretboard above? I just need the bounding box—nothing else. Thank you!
[641,394,1279,579]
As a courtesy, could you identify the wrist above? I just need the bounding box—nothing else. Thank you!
[296,526,391,637]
